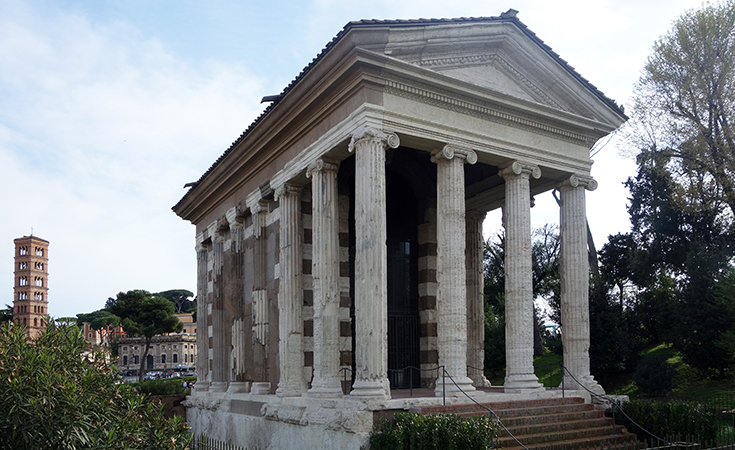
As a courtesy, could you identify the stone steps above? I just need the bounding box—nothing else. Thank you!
[412,397,640,449]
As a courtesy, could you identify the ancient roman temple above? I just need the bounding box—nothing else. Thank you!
[173,10,626,449]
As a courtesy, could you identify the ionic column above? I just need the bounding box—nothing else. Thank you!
[249,200,271,395]
[193,234,211,393]
[275,183,306,397]
[210,221,229,392]
[500,161,543,392]
[432,144,476,396]
[226,207,249,394]
[466,209,490,387]
[348,126,399,399]
[305,158,343,397]
[559,174,604,395]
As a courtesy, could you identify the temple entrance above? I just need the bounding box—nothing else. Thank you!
[385,170,421,389]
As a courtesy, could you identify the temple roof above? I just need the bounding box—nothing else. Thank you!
[173,10,626,213]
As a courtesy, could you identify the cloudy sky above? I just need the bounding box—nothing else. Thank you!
[1,0,706,318]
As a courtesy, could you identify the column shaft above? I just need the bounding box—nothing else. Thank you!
[433,145,476,396]
[306,159,342,397]
[194,243,210,392]
[276,184,306,397]
[501,161,543,392]
[349,127,398,399]
[559,175,604,394]
[210,235,228,392]
[250,202,270,394]
[466,210,490,387]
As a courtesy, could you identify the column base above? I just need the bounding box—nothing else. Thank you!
[435,375,476,397]
[503,373,543,392]
[227,381,250,394]
[193,381,210,393]
[349,379,391,399]
[250,382,271,395]
[276,382,306,398]
[469,375,492,388]
[209,381,228,392]
[563,374,605,397]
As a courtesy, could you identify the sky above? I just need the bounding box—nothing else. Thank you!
[1,0,708,319]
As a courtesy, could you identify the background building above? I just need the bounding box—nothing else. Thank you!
[117,334,197,372]
[13,235,49,339]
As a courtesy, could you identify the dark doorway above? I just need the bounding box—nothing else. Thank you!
[146,354,154,370]
[385,170,421,389]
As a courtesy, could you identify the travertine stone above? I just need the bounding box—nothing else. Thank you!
[275,183,307,397]
[500,161,543,392]
[432,144,476,396]
[348,126,398,399]
[466,209,490,387]
[248,199,270,391]
[194,236,211,392]
[210,229,228,392]
[559,174,604,395]
[305,159,343,398]
[226,209,249,393]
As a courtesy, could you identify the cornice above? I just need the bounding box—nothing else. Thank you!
[383,72,594,146]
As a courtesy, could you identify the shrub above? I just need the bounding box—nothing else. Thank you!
[0,322,190,450]
[133,377,194,395]
[634,353,676,396]
[616,399,717,445]
[366,412,498,450]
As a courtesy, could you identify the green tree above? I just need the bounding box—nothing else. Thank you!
[626,0,735,218]
[153,289,196,314]
[0,304,12,324]
[107,290,183,382]
[0,321,190,450]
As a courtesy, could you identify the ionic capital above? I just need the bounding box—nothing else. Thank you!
[347,126,400,153]
[431,144,477,165]
[500,161,541,180]
[559,174,597,191]
[466,209,487,224]
[273,182,303,201]
[225,205,246,229]
[305,158,339,178]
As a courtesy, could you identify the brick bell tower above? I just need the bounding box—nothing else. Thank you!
[13,235,49,339]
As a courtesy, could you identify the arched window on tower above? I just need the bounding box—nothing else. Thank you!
[35,247,44,256]
[19,277,28,286]
[19,246,28,256]
[34,262,43,270]
[19,262,27,270]
[35,277,43,287]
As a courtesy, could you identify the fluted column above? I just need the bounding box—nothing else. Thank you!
[306,158,343,397]
[275,183,306,397]
[348,126,399,399]
[559,174,604,395]
[226,207,249,394]
[501,161,543,392]
[466,209,490,387]
[210,224,228,392]
[249,200,271,394]
[193,236,210,393]
[432,144,476,396]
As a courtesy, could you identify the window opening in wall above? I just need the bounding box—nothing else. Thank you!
[35,248,43,256]
[19,277,28,286]
[19,246,28,255]
[34,262,43,270]
[123,355,128,365]
[19,262,27,270]
[161,354,167,364]
[35,277,43,287]
[173,354,178,363]
[134,355,139,364]
[18,292,28,300]
[35,292,43,300]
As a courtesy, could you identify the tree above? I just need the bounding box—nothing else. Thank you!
[626,0,735,219]
[0,321,190,449]
[107,290,183,382]
[0,304,12,324]
[153,289,196,314]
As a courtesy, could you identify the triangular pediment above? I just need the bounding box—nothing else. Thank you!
[369,19,623,125]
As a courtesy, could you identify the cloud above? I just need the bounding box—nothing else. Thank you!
[0,1,268,317]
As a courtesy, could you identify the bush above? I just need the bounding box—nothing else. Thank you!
[634,353,676,396]
[133,377,194,395]
[366,412,498,450]
[617,399,717,445]
[0,322,191,450]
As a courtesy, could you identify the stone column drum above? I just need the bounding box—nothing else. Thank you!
[432,144,476,396]
[210,229,228,392]
[306,159,343,397]
[275,183,306,397]
[559,174,604,395]
[348,126,399,399]
[501,161,543,392]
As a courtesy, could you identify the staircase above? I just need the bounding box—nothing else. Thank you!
[411,397,640,449]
